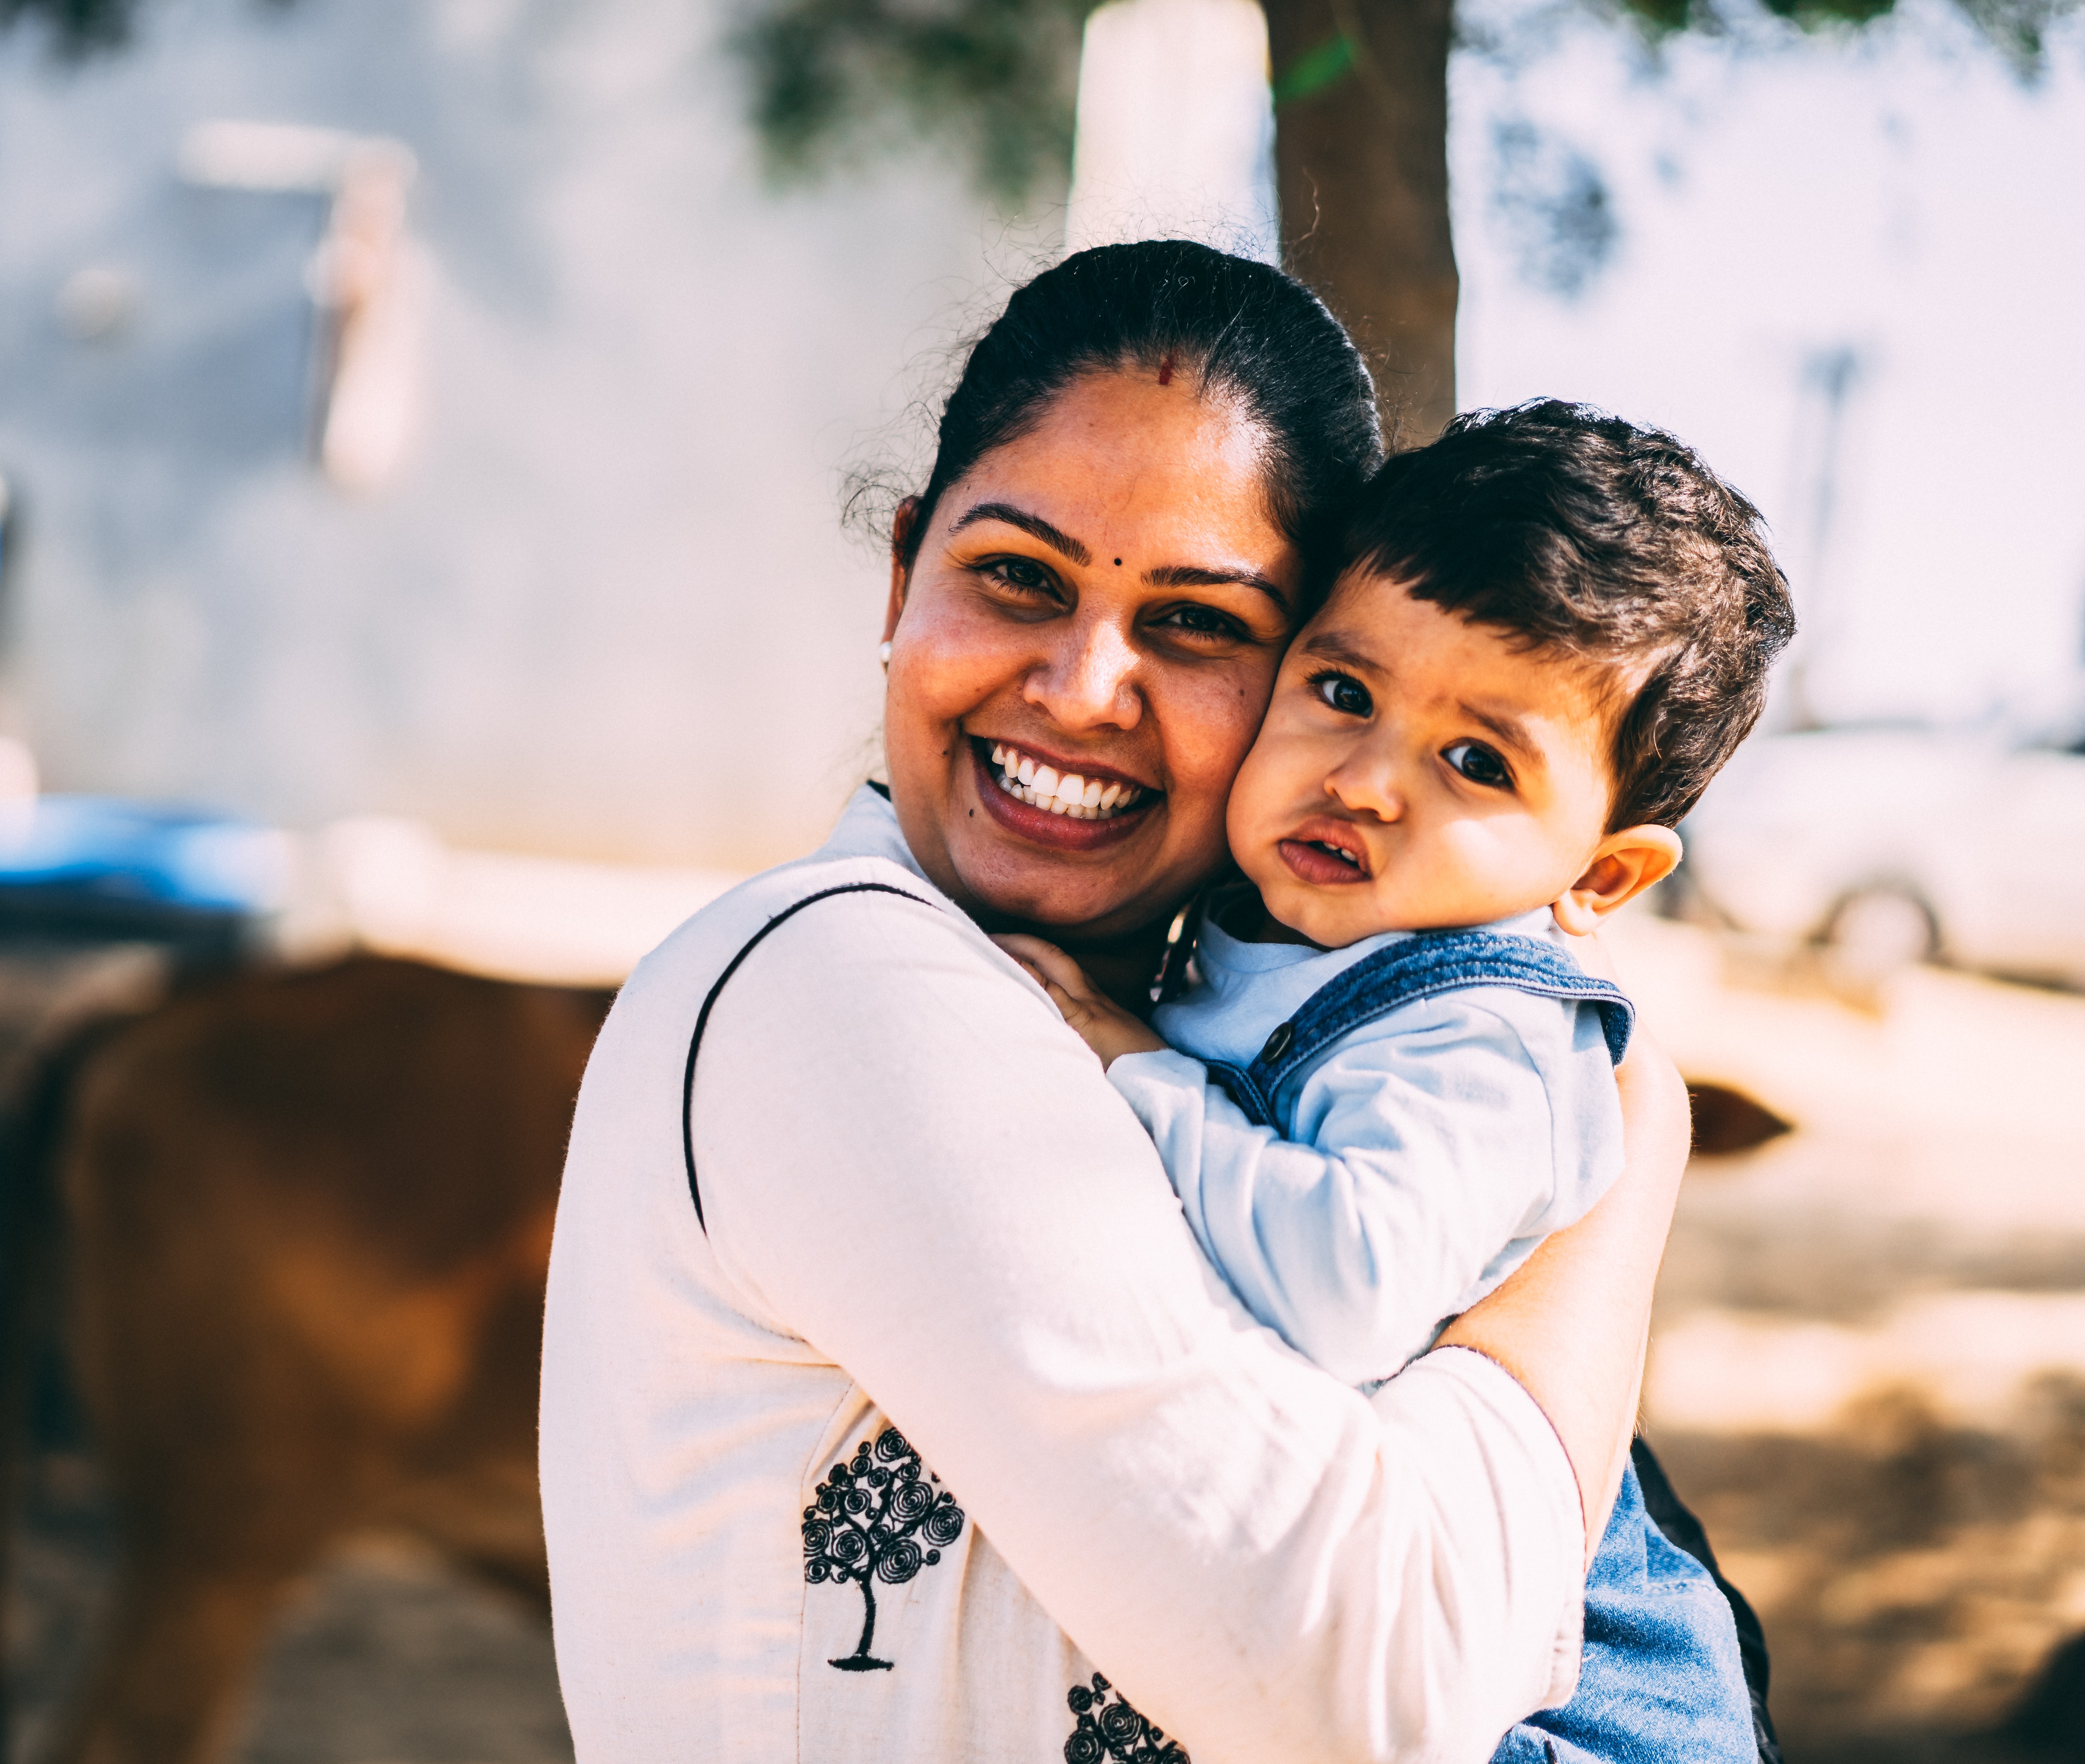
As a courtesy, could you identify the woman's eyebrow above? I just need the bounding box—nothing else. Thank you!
[1145,563,1291,610]
[951,502,1091,565]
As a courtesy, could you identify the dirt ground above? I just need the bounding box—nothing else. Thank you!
[7,1452,573,1764]
[11,918,2085,1761]
[1622,913,2085,1761]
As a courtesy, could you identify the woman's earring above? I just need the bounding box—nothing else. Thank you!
[877,641,893,671]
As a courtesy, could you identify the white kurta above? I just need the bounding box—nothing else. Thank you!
[539,787,1586,1764]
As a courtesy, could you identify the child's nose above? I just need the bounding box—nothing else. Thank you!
[1326,758,1403,822]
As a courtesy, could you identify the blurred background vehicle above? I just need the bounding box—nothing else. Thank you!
[1684,714,2085,989]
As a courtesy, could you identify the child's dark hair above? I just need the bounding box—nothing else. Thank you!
[1340,400,1795,830]
[901,241,1383,587]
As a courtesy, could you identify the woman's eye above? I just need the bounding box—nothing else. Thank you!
[1313,673,1373,717]
[987,557,1054,594]
[1156,604,1247,642]
[1443,741,1512,790]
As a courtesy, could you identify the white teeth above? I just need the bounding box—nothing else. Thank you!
[989,743,1147,820]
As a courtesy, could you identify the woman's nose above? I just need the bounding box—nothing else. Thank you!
[1022,616,1142,733]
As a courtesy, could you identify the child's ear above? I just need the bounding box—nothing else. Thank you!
[1551,825,1683,938]
[884,497,921,643]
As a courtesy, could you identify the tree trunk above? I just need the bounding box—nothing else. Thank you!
[1263,0,1458,445]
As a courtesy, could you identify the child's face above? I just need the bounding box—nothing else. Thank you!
[1228,572,1632,949]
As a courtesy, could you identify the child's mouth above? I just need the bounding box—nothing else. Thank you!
[1277,831,1373,885]
[982,741,1150,822]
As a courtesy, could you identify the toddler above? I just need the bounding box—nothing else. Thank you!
[1002,401,1794,1764]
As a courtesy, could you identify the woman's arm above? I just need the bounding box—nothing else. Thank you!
[696,893,1591,1762]
[1436,1035,1690,1560]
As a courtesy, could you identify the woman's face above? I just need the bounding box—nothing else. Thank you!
[881,368,1300,946]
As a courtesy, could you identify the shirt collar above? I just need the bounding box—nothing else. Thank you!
[820,782,933,887]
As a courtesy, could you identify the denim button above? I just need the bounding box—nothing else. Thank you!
[1258,1021,1294,1065]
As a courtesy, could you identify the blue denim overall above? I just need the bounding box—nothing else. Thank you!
[1201,929,1761,1764]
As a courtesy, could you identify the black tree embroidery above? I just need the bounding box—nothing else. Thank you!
[1064,1673,1190,1763]
[802,1427,965,1672]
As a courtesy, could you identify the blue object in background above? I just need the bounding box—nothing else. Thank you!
[0,795,292,938]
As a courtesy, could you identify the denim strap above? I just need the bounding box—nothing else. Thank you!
[1203,928,1635,1129]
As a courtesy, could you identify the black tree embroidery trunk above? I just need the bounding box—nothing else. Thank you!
[803,1427,965,1672]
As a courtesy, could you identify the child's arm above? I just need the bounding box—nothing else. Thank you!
[995,938,1604,1387]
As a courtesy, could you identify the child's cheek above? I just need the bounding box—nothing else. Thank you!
[1223,757,1283,888]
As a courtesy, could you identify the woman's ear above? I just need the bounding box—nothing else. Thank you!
[1551,825,1684,938]
[885,497,921,643]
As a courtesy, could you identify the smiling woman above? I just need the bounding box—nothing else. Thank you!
[539,241,1699,1764]
[882,368,1301,946]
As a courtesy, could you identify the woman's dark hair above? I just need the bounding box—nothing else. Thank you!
[899,241,1382,601]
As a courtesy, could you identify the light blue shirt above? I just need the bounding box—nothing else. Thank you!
[1108,904,1626,1387]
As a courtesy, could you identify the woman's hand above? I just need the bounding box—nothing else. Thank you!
[993,934,1169,1068]
[1435,1026,1690,1563]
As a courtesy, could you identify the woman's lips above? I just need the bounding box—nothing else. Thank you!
[969,738,1157,850]
[1277,826,1373,886]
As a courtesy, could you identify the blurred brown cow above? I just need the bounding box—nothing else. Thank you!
[1,957,607,1764]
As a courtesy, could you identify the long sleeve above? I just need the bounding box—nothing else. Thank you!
[1106,1000,1573,1387]
[691,887,1585,1764]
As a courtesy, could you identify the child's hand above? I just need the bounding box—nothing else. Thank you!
[993,934,1169,1069]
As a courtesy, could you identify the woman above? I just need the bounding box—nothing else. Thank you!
[539,241,1696,1763]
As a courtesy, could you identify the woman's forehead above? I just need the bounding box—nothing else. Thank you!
[937,370,1291,569]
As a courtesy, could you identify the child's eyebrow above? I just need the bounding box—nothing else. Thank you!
[951,502,1092,565]
[1299,630,1381,672]
[1459,700,1545,770]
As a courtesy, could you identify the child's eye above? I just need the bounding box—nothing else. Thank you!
[1443,741,1513,790]
[1311,672,1372,717]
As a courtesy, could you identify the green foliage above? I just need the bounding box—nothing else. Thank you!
[0,0,139,53]
[1613,0,2075,70]
[1270,29,1355,104]
[2,0,294,56]
[731,0,1093,203]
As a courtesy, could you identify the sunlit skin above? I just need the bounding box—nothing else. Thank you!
[1228,572,1683,949]
[880,368,1301,1004]
[1002,570,1682,1063]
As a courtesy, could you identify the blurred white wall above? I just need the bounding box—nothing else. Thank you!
[1451,0,2085,728]
[0,0,1005,869]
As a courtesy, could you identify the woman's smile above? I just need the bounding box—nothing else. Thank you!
[968,737,1159,852]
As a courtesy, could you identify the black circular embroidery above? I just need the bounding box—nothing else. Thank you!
[803,1426,966,1671]
[1064,1673,1190,1762]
